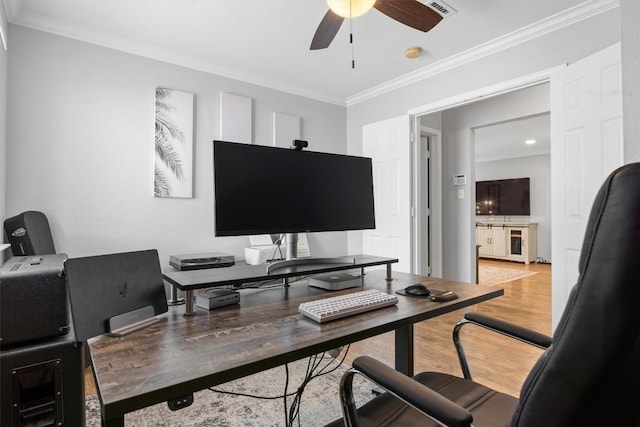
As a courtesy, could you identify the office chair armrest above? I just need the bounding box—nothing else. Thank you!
[462,313,552,348]
[341,356,473,427]
[454,312,552,379]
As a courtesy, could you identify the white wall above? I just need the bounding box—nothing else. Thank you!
[0,5,7,227]
[347,8,621,282]
[621,0,640,162]
[5,26,347,265]
[475,154,551,261]
[0,7,6,265]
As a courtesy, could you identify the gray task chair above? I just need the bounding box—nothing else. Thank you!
[328,162,640,427]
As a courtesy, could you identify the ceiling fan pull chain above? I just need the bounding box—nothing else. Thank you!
[351,32,355,69]
[349,11,356,69]
[349,0,355,68]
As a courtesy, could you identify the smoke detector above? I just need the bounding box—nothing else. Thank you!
[405,46,423,59]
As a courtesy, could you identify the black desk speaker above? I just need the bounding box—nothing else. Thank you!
[4,210,56,256]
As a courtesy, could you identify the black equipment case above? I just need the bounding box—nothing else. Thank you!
[0,254,70,347]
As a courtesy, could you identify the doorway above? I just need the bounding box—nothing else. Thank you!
[407,43,622,331]
[412,79,551,283]
[473,113,552,267]
[413,125,442,278]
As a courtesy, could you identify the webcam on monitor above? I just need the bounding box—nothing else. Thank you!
[292,139,308,150]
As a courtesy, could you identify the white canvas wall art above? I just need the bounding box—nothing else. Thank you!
[154,88,194,198]
[273,112,301,148]
[220,92,252,144]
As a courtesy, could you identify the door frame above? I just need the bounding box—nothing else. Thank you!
[411,125,442,277]
[407,66,564,281]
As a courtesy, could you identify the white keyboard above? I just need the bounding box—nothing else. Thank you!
[298,289,399,323]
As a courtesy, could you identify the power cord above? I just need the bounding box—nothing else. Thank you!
[284,347,350,426]
[207,345,351,427]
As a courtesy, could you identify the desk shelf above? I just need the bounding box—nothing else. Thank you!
[163,254,399,316]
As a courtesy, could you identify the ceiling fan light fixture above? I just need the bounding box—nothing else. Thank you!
[327,0,376,18]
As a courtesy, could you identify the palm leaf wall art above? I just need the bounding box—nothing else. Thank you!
[154,87,194,198]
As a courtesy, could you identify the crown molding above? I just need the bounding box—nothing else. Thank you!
[407,65,565,116]
[5,0,618,108]
[346,0,620,107]
[5,0,22,21]
[5,0,346,107]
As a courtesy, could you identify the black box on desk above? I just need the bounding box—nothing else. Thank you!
[309,273,363,291]
[195,289,240,310]
[0,254,70,348]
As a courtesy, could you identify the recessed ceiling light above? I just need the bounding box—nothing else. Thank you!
[525,139,536,145]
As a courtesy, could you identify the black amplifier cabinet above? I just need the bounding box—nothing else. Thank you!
[0,254,69,348]
[0,338,85,427]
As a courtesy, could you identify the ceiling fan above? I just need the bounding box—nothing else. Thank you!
[310,0,446,50]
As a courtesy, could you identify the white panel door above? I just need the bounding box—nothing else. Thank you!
[550,43,623,329]
[362,116,411,273]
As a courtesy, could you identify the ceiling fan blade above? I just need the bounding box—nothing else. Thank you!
[310,9,344,50]
[374,0,443,32]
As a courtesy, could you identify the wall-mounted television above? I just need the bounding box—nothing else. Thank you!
[213,140,376,237]
[476,177,530,216]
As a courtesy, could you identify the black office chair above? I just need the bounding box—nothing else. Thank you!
[328,162,640,427]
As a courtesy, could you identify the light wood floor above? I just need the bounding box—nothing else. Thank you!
[343,258,552,397]
[85,259,551,398]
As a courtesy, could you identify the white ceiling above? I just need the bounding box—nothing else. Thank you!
[475,114,551,163]
[4,0,611,105]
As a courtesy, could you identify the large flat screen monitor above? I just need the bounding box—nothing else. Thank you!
[213,140,376,237]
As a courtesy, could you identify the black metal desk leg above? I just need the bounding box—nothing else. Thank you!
[395,324,414,376]
[386,264,393,281]
[167,283,185,305]
[184,290,195,316]
[103,416,124,427]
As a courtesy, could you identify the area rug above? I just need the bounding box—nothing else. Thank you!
[478,265,537,286]
[85,354,378,427]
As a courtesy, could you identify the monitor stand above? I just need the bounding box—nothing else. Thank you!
[266,256,357,275]
[285,232,298,261]
[266,233,357,286]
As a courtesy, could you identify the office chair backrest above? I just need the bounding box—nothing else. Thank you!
[512,163,640,426]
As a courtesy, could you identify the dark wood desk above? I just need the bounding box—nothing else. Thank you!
[89,270,503,426]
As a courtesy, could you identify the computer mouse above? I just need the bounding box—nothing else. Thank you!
[404,284,431,297]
